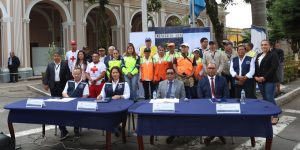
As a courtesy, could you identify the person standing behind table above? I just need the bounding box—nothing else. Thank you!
[140,48,155,100]
[73,50,88,81]
[222,41,238,98]
[83,46,92,63]
[195,37,209,58]
[165,42,181,68]
[245,42,257,58]
[8,51,20,83]
[203,41,225,76]
[153,46,169,89]
[105,49,122,80]
[85,52,107,98]
[197,62,229,145]
[230,45,256,99]
[121,44,140,101]
[191,48,204,98]
[157,67,185,144]
[104,46,116,65]
[61,67,89,140]
[173,43,196,99]
[254,40,280,125]
[272,42,284,95]
[139,37,157,57]
[43,52,70,97]
[65,40,79,75]
[98,47,107,63]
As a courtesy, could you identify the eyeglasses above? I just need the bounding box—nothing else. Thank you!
[167,72,174,75]
[207,67,216,69]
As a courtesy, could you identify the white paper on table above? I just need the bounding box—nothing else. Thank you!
[149,98,179,103]
[216,103,241,114]
[152,103,175,112]
[44,98,75,102]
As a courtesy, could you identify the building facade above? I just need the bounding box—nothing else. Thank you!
[0,0,226,82]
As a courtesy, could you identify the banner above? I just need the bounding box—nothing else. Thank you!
[129,31,155,55]
[251,25,266,54]
[149,26,184,49]
[183,27,211,52]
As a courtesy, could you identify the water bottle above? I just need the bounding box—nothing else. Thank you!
[152,91,157,99]
[240,89,246,104]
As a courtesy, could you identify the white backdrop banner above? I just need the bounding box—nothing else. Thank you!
[251,25,266,54]
[129,31,155,55]
[183,27,211,52]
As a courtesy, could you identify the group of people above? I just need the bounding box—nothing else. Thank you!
[42,38,283,144]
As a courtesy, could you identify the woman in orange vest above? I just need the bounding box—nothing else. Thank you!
[153,46,169,88]
[192,48,204,98]
[140,48,155,100]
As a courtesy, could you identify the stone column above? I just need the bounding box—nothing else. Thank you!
[123,2,130,53]
[141,0,148,32]
[62,21,73,51]
[75,0,85,49]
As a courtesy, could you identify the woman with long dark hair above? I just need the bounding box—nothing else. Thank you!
[73,50,88,81]
[96,66,130,100]
[121,44,140,100]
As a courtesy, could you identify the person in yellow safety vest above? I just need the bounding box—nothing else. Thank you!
[140,48,155,100]
[245,42,257,58]
[173,43,197,99]
[105,49,122,80]
[153,46,169,88]
[192,48,204,98]
[121,44,140,100]
[139,37,157,57]
[165,42,181,68]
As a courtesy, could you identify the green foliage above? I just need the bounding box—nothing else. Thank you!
[147,0,162,13]
[48,42,66,62]
[268,0,300,53]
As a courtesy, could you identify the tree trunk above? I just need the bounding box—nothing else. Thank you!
[205,0,224,49]
[250,0,267,27]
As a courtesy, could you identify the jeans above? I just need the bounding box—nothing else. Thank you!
[125,74,139,100]
[258,82,276,105]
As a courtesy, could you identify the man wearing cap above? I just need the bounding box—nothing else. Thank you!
[203,41,225,76]
[173,43,196,99]
[98,47,107,63]
[192,48,204,98]
[165,42,181,68]
[140,47,155,99]
[139,38,157,57]
[66,40,79,74]
[222,41,238,97]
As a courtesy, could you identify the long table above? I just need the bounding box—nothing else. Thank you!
[128,99,281,150]
[4,97,134,150]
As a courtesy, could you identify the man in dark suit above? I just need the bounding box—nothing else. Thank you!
[197,62,229,99]
[197,62,229,145]
[43,52,70,97]
[8,52,20,83]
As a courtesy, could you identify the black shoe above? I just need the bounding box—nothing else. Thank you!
[60,131,69,141]
[166,136,175,144]
[8,81,13,83]
[219,136,226,144]
[204,136,214,146]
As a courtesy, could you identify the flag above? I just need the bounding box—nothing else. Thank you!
[190,0,206,18]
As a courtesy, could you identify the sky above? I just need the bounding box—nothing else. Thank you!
[218,0,252,28]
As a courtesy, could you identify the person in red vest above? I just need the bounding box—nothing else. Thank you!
[85,52,107,98]
[140,48,155,100]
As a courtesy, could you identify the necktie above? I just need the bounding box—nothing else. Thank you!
[210,77,215,98]
[166,81,173,98]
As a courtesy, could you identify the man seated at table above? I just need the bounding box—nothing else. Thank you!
[156,68,185,144]
[197,62,229,145]
[61,67,89,140]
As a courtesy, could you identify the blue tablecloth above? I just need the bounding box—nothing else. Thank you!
[4,98,134,132]
[128,99,281,138]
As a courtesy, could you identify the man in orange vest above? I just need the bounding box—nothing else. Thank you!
[153,46,169,88]
[140,48,155,100]
[173,43,196,99]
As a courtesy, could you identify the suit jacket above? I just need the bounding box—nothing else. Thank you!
[43,61,70,89]
[157,79,185,99]
[203,50,225,75]
[197,75,229,99]
[8,56,20,70]
[255,51,279,83]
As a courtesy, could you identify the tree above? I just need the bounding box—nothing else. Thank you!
[87,0,110,49]
[268,0,300,53]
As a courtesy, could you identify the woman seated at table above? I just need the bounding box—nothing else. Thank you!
[96,66,130,100]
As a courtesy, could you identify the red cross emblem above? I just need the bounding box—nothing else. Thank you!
[91,66,98,73]
[70,55,76,62]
